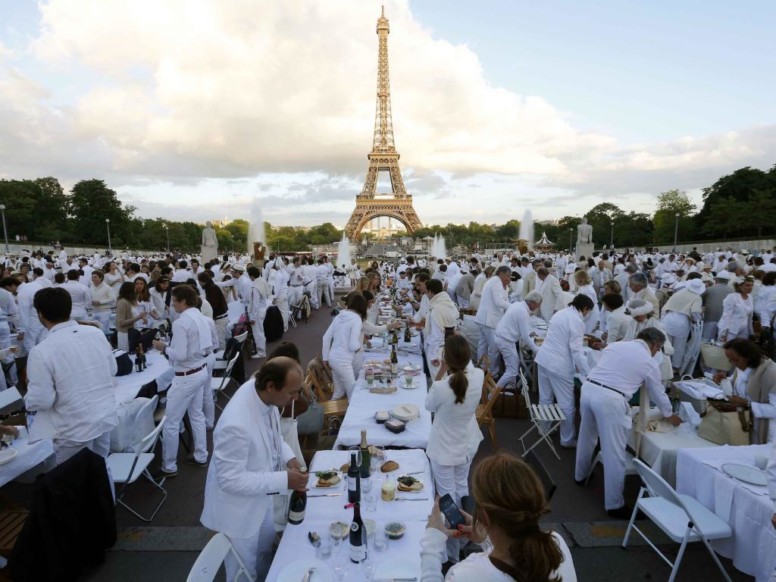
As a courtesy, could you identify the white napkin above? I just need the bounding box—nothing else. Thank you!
[678,402,701,428]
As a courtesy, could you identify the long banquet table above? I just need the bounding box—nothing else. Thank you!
[114,351,174,404]
[676,445,776,582]
[333,335,432,450]
[267,449,433,581]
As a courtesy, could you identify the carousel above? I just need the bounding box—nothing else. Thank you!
[534,232,555,252]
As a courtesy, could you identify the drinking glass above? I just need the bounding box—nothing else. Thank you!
[333,564,348,581]
[373,528,387,552]
[360,560,375,581]
[316,538,332,560]
[329,529,342,552]
[366,370,375,387]
[364,492,377,512]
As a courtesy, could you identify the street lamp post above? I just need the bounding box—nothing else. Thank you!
[569,228,573,252]
[673,212,680,252]
[105,218,112,255]
[0,205,8,254]
[163,224,170,252]
[610,219,615,250]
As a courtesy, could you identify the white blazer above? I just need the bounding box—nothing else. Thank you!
[535,307,590,379]
[425,364,484,466]
[200,381,295,539]
[475,277,509,328]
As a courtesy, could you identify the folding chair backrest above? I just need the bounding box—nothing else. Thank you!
[477,374,501,419]
[519,369,532,408]
[633,458,697,522]
[186,532,254,582]
[223,354,240,378]
[233,331,249,345]
[137,416,166,455]
[133,395,159,452]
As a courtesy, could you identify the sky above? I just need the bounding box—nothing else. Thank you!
[1,0,775,229]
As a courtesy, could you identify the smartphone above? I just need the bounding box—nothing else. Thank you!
[439,494,465,530]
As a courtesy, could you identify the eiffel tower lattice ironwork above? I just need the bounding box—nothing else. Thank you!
[344,7,423,239]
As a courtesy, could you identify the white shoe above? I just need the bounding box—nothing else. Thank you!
[251,354,266,360]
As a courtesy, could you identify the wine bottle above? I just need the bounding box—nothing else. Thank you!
[135,345,143,372]
[349,501,367,564]
[359,430,371,489]
[347,452,360,503]
[287,488,307,525]
[138,343,146,371]
[403,321,411,343]
[390,344,398,375]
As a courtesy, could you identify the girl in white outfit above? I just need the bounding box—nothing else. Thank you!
[425,335,484,563]
[322,293,366,400]
[574,270,599,335]
[718,277,754,342]
[421,452,576,581]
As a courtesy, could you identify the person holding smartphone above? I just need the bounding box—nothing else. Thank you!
[421,453,576,581]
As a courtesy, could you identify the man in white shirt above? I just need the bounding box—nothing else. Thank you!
[575,328,681,517]
[152,285,213,478]
[17,276,47,353]
[25,287,117,465]
[475,266,511,373]
[492,292,541,389]
[171,260,192,283]
[535,267,565,322]
[200,357,307,581]
[62,269,93,321]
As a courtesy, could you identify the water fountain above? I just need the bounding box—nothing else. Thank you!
[518,210,534,254]
[337,232,351,271]
[430,233,447,259]
[248,198,267,264]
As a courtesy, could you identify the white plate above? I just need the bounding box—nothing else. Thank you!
[277,559,333,582]
[399,379,419,390]
[310,470,342,489]
[0,447,17,465]
[721,463,767,486]
[374,558,419,579]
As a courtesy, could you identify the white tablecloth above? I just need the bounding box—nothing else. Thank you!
[676,445,776,582]
[0,434,55,488]
[628,422,717,486]
[334,338,432,450]
[114,351,174,404]
[267,449,433,581]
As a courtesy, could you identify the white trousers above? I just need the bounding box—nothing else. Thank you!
[274,292,290,332]
[430,458,471,563]
[225,506,275,582]
[493,336,519,389]
[288,286,304,308]
[330,356,357,400]
[575,384,631,510]
[305,281,318,309]
[215,317,228,351]
[250,316,267,357]
[476,324,495,372]
[317,279,331,308]
[537,365,577,447]
[162,368,209,472]
[54,430,112,466]
[663,312,690,369]
[94,311,111,335]
[702,321,718,342]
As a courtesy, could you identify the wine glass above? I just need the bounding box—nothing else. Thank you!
[366,370,374,388]
[333,564,348,581]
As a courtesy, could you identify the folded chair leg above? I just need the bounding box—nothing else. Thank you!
[700,536,732,582]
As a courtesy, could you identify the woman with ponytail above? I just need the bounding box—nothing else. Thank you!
[425,334,484,563]
[421,452,576,581]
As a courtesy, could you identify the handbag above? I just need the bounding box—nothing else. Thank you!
[113,349,133,377]
[700,343,733,371]
[293,383,324,436]
[697,401,750,446]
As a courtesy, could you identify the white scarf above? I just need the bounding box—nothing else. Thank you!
[425,292,459,337]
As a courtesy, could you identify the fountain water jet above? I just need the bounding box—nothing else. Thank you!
[519,210,534,253]
[337,232,351,272]
[248,199,267,263]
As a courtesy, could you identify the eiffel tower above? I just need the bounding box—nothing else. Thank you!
[344,7,423,239]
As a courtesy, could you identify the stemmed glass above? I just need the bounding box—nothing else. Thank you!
[366,370,375,388]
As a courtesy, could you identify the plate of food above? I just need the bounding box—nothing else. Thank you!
[312,469,341,488]
[391,403,419,422]
[329,521,349,540]
[396,475,424,492]
[402,364,422,376]
[383,521,406,541]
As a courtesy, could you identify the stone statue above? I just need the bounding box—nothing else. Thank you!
[577,218,592,245]
[201,221,218,264]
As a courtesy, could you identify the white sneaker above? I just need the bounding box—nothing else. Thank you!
[251,354,266,360]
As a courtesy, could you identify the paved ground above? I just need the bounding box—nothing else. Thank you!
[4,293,755,580]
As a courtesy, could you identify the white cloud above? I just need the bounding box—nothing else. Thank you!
[0,0,773,226]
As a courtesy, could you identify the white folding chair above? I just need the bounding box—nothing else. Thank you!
[106,416,168,522]
[213,332,248,372]
[212,354,240,410]
[622,459,733,582]
[678,320,704,378]
[186,532,255,582]
[516,369,564,460]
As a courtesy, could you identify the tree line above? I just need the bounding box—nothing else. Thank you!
[1,163,774,253]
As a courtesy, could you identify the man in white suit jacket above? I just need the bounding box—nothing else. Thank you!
[535,267,566,322]
[200,357,307,581]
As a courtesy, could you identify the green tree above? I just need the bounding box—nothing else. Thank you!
[585,203,624,248]
[653,189,696,244]
[702,197,747,238]
[68,180,134,247]
[746,189,776,237]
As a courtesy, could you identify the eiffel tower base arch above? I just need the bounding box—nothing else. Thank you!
[345,197,423,239]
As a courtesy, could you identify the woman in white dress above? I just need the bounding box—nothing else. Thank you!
[322,293,366,400]
[420,452,576,581]
[717,276,754,342]
[713,339,776,444]
[90,270,114,335]
[103,261,124,298]
[660,277,705,371]
[425,335,484,563]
